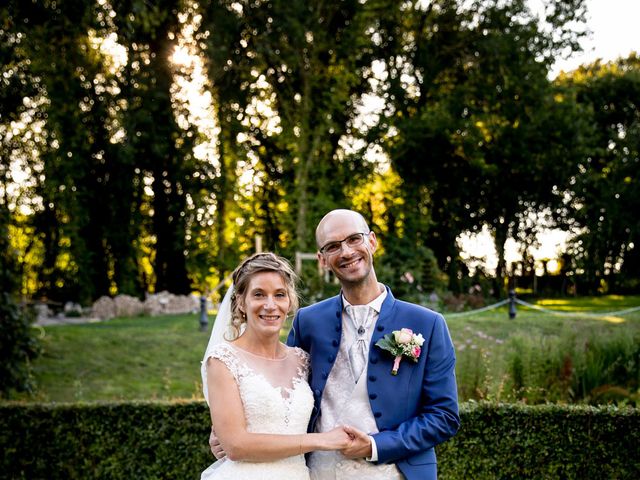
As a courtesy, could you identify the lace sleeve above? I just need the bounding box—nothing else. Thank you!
[207,343,241,382]
[291,346,310,380]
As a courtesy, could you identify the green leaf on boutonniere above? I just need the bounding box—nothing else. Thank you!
[375,334,401,356]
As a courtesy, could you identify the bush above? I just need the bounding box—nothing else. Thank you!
[0,292,40,398]
[500,329,640,405]
[438,402,640,479]
[1,401,638,479]
[1,401,212,480]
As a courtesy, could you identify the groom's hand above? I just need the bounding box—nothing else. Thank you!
[341,425,372,459]
[209,427,226,459]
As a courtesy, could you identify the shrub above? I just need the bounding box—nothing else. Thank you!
[0,292,40,398]
[1,401,638,479]
[498,328,640,405]
[438,402,640,479]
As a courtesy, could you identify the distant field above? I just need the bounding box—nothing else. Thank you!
[10,295,640,404]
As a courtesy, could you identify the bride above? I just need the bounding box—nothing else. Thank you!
[201,253,353,479]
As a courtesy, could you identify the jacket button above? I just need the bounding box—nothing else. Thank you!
[377,325,384,332]
[335,326,341,332]
[374,412,382,418]
[332,339,339,347]
[370,357,378,364]
[368,375,377,382]
[328,355,335,362]
[322,372,328,379]
[369,393,377,400]
[314,390,321,396]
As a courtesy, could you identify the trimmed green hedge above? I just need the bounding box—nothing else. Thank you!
[440,402,640,479]
[2,401,638,479]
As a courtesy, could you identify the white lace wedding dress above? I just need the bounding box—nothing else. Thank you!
[201,343,314,480]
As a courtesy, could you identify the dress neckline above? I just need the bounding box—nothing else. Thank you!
[228,342,290,361]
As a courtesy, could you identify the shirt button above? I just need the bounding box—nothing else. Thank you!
[369,393,378,400]
[332,339,339,347]
[328,355,335,362]
[377,325,384,332]
[370,357,378,364]
[322,372,328,379]
[314,389,321,396]
[368,375,377,382]
[335,326,341,332]
[374,412,382,418]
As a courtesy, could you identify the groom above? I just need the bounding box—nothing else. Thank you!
[286,209,459,479]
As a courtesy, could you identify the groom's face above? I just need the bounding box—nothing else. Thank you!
[316,213,377,286]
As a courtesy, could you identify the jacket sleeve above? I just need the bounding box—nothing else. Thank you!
[372,314,460,463]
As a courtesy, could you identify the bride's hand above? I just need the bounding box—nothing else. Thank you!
[320,426,354,450]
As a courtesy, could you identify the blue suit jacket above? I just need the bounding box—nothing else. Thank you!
[286,286,460,480]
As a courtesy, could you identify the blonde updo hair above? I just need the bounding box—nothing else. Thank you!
[228,252,299,340]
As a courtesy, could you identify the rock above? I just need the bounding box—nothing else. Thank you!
[64,301,83,317]
[143,291,199,316]
[91,296,117,320]
[114,294,145,318]
[33,303,52,322]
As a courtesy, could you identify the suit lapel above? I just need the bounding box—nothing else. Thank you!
[370,285,397,348]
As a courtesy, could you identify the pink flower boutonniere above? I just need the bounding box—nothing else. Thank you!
[375,328,425,375]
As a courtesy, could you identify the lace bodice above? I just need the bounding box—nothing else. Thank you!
[201,343,314,480]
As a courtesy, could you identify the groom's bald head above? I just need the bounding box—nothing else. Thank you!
[315,209,370,248]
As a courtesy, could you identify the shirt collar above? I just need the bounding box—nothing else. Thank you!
[342,283,387,315]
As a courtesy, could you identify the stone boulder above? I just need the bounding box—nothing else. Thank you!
[143,291,199,316]
[91,296,117,320]
[114,294,145,318]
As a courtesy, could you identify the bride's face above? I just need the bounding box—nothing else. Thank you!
[240,271,291,337]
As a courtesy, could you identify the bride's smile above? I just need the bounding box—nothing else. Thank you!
[242,271,291,336]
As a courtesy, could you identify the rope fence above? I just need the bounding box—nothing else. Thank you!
[445,299,509,318]
[514,298,640,317]
[442,295,640,319]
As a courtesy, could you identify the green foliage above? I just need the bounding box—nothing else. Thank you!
[377,236,448,304]
[561,55,640,294]
[10,296,639,405]
[379,0,589,294]
[452,304,640,406]
[0,401,212,480]
[0,401,637,479]
[0,293,40,398]
[437,402,640,480]
[2,0,638,308]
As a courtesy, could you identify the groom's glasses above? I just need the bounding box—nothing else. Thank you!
[319,232,370,256]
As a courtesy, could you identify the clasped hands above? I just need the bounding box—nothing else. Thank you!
[209,424,372,460]
[327,424,373,459]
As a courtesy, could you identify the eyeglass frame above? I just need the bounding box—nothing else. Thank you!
[318,232,371,256]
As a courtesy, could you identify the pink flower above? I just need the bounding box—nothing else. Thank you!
[412,346,421,358]
[394,328,414,344]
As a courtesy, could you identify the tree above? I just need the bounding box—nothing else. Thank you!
[0,11,40,396]
[199,0,387,255]
[378,0,587,294]
[562,54,640,293]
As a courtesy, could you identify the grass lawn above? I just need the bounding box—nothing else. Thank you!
[21,314,210,402]
[10,295,640,404]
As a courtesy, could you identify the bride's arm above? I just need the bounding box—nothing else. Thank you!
[207,357,351,462]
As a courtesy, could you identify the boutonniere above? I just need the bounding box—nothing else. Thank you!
[375,328,425,375]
